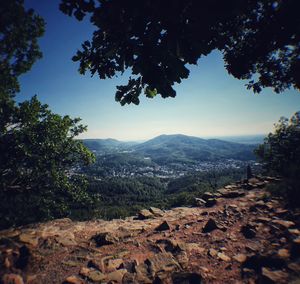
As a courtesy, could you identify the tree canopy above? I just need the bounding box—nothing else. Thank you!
[0,0,45,95]
[255,112,300,205]
[0,0,95,228]
[60,0,300,105]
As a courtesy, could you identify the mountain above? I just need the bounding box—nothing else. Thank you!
[132,134,256,164]
[82,138,135,152]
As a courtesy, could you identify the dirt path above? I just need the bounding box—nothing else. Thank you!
[1,177,300,283]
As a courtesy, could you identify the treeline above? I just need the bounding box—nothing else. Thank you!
[69,168,247,221]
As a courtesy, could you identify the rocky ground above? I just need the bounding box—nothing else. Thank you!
[1,177,300,284]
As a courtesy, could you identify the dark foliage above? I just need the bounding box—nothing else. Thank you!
[0,1,95,229]
[255,112,300,206]
[60,0,300,105]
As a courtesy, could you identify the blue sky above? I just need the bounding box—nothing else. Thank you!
[19,0,300,141]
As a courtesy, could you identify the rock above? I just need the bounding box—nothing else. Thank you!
[205,198,217,207]
[208,248,218,257]
[218,189,245,198]
[19,233,39,247]
[2,274,24,284]
[149,207,164,217]
[195,198,206,207]
[134,263,152,283]
[288,229,300,236]
[64,275,86,284]
[156,239,184,253]
[172,272,202,284]
[91,232,118,247]
[186,243,205,254]
[202,218,218,233]
[155,221,171,231]
[176,251,189,269]
[145,252,180,276]
[79,268,106,282]
[277,249,290,259]
[241,224,256,239]
[217,252,231,262]
[202,192,215,201]
[106,258,123,272]
[55,233,77,246]
[272,219,295,229]
[138,209,154,220]
[256,217,272,223]
[106,269,127,283]
[233,254,247,263]
[261,267,288,283]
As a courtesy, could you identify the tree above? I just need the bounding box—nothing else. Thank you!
[255,112,300,205]
[0,1,95,228]
[0,96,95,228]
[0,0,45,95]
[60,0,300,105]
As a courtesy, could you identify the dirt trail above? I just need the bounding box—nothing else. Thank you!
[1,177,300,283]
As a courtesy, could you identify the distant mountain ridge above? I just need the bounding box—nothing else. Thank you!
[82,134,258,164]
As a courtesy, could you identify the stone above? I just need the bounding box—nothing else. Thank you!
[272,219,295,229]
[2,274,24,284]
[80,268,106,282]
[138,209,154,220]
[175,251,189,269]
[172,272,202,284]
[256,217,272,223]
[186,243,205,254]
[91,232,118,247]
[277,249,290,259]
[155,221,171,231]
[202,218,218,233]
[233,254,247,263]
[241,224,256,239]
[195,198,206,207]
[64,275,86,284]
[202,192,215,201]
[106,269,127,283]
[217,252,231,262]
[19,233,39,247]
[208,248,218,257]
[218,189,245,198]
[261,267,288,284]
[106,258,123,272]
[149,207,164,217]
[145,252,180,275]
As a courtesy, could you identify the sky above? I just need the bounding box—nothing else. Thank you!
[19,0,300,141]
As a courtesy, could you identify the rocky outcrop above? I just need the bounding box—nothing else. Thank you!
[1,177,300,283]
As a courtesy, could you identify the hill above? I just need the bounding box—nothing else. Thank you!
[82,139,135,152]
[131,134,256,164]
